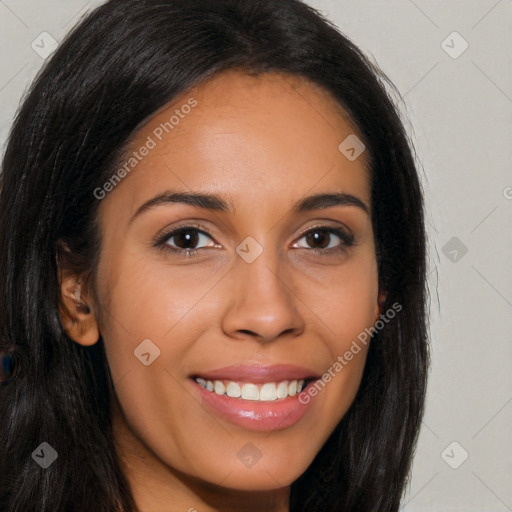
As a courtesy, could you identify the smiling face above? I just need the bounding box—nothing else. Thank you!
[60,69,385,509]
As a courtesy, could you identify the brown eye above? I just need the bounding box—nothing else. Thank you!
[304,229,330,249]
[295,226,355,254]
[154,224,218,257]
[170,228,202,249]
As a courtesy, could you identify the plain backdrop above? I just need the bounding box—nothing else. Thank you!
[1,1,511,510]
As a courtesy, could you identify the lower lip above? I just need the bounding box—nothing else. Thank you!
[190,379,318,432]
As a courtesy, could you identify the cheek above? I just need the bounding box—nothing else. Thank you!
[93,255,221,474]
[94,248,221,379]
[307,252,379,352]
[305,254,377,406]
[324,278,377,353]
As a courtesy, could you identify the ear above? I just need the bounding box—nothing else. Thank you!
[58,271,100,347]
[374,287,388,324]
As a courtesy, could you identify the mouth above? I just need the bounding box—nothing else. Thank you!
[190,363,320,401]
[189,365,322,432]
[188,364,322,431]
[191,376,317,401]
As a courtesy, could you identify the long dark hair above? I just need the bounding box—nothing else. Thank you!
[0,0,429,510]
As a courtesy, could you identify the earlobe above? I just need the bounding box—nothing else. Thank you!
[374,288,387,324]
[58,275,100,347]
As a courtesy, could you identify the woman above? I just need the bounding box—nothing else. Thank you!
[0,0,429,510]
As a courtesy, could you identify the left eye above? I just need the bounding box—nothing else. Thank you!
[293,227,354,252]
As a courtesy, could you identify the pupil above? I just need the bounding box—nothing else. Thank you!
[176,229,198,249]
[306,230,328,249]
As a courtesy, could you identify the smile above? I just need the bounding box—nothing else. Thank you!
[189,364,321,431]
[194,377,307,401]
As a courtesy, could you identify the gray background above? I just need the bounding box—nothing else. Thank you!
[1,1,511,510]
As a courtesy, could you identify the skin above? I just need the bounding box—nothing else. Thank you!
[59,69,386,512]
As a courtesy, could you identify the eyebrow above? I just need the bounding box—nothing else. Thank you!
[129,189,369,225]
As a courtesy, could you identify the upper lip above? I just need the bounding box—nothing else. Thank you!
[191,364,321,383]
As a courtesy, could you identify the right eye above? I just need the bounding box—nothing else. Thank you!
[155,224,219,257]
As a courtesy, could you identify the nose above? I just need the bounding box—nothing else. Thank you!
[221,248,305,344]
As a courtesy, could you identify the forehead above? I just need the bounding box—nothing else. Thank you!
[99,69,371,220]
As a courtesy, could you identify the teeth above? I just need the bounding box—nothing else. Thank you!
[226,381,241,398]
[276,381,288,399]
[241,383,259,400]
[214,380,225,395]
[195,378,307,401]
[259,383,277,401]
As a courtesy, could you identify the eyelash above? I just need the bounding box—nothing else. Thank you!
[154,223,356,258]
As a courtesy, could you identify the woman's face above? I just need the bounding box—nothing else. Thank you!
[87,70,383,497]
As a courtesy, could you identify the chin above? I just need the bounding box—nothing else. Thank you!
[191,450,313,492]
